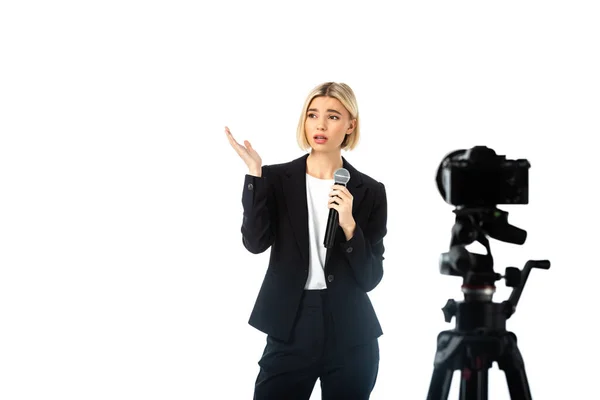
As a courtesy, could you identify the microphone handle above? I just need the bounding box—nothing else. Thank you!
[324,208,339,248]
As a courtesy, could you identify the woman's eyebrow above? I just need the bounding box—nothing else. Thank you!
[307,108,342,115]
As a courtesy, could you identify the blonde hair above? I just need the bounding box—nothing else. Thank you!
[296,82,360,151]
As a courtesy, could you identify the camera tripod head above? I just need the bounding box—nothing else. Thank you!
[438,205,550,322]
[439,205,525,299]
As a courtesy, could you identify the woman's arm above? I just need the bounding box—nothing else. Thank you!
[240,165,276,254]
[225,126,274,254]
[339,182,388,292]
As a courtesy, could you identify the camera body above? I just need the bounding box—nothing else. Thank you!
[437,146,530,207]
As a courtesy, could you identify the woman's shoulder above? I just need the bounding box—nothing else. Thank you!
[262,154,309,176]
[344,158,385,190]
[357,171,386,201]
[357,169,383,186]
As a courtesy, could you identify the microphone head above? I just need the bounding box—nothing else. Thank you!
[334,168,351,186]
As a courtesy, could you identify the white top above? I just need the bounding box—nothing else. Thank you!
[304,173,334,290]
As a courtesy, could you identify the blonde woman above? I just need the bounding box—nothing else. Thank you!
[226,82,387,399]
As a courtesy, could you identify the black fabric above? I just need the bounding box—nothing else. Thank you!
[241,153,388,349]
[254,290,379,400]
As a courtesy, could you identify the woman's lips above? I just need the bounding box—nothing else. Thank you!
[314,135,328,144]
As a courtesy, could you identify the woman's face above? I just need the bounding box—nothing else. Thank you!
[304,96,356,152]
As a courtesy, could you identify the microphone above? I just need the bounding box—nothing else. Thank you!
[324,168,351,248]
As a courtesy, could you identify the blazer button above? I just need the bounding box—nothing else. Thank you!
[247,183,254,191]
[346,247,353,253]
[327,274,334,283]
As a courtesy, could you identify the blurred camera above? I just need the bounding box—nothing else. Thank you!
[436,146,530,207]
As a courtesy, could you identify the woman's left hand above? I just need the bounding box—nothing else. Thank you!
[328,184,355,231]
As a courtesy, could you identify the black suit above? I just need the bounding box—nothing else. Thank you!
[241,153,387,398]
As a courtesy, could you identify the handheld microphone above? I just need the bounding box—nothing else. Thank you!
[324,168,351,248]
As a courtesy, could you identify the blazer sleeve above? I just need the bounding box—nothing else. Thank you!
[240,165,276,254]
[339,181,387,292]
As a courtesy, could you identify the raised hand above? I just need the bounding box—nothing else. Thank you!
[225,126,262,177]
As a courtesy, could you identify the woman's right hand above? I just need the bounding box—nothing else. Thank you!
[225,126,263,177]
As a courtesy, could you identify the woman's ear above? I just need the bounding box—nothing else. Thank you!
[347,118,357,134]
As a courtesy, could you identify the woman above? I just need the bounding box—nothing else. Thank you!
[225,82,388,399]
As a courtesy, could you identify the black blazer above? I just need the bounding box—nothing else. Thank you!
[240,153,387,348]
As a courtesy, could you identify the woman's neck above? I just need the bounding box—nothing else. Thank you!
[306,151,343,180]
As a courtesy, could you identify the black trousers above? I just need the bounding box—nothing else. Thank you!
[253,289,379,400]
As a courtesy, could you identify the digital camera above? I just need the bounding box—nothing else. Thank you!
[436,146,530,207]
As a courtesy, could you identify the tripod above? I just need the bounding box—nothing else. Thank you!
[426,207,550,400]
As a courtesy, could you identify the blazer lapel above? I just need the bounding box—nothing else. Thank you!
[282,154,310,266]
[281,154,368,268]
[342,156,367,218]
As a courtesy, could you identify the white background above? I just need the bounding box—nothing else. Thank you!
[1,1,598,399]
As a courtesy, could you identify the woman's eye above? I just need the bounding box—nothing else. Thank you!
[329,115,339,120]
[307,113,317,118]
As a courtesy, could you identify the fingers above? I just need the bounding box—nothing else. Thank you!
[244,140,256,155]
[330,186,352,202]
[328,193,350,206]
[225,126,249,155]
[332,184,350,194]
[225,127,253,153]
[330,190,348,203]
[244,140,262,164]
[225,126,240,147]
[225,126,238,144]
[225,126,242,146]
